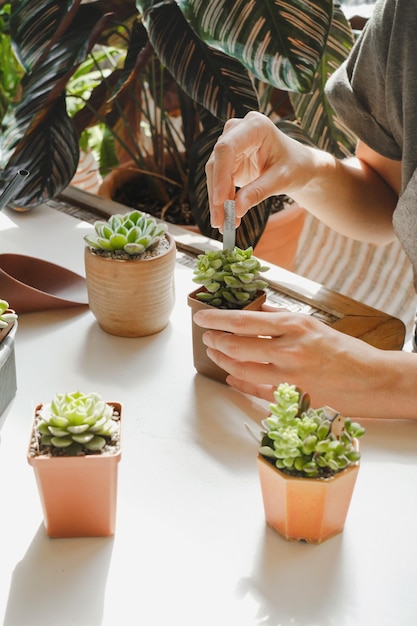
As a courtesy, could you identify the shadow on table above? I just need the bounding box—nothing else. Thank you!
[3,524,114,626]
[236,525,347,625]
[190,374,268,470]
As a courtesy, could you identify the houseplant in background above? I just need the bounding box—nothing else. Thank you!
[188,247,269,382]
[84,208,176,337]
[257,382,366,543]
[27,390,122,538]
[0,298,18,417]
[0,2,23,125]
[1,0,356,269]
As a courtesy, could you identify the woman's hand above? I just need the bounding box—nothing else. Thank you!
[192,305,408,419]
[205,111,312,231]
[205,112,399,244]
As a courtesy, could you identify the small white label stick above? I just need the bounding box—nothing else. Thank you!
[223,199,236,250]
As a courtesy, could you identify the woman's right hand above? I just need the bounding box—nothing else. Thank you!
[205,111,313,231]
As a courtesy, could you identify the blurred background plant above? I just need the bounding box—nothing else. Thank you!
[0,0,358,248]
[0,2,23,125]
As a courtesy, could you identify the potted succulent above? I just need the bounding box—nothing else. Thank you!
[1,0,356,264]
[84,209,176,337]
[27,390,122,538]
[0,298,18,417]
[257,382,366,543]
[188,246,269,382]
[0,297,17,342]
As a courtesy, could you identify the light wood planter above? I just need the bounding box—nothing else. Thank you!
[257,451,360,544]
[27,402,122,538]
[187,288,266,383]
[84,233,176,337]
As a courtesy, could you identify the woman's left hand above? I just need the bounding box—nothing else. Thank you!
[192,305,390,418]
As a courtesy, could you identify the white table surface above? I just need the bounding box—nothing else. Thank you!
[1,204,417,626]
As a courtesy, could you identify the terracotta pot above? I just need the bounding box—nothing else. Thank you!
[187,287,266,383]
[257,450,360,544]
[98,160,140,200]
[99,163,305,273]
[254,202,306,270]
[0,320,17,417]
[84,233,176,337]
[27,402,122,538]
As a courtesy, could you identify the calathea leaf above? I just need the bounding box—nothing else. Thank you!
[0,1,117,207]
[141,1,259,121]
[289,5,357,158]
[166,0,333,92]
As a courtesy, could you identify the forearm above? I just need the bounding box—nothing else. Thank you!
[207,113,400,244]
[288,147,398,245]
[344,346,417,420]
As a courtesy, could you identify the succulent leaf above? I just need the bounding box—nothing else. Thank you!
[259,383,365,478]
[193,246,268,309]
[0,299,18,328]
[85,210,168,256]
[36,391,117,454]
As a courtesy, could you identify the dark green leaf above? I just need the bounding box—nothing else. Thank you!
[143,2,259,120]
[174,0,333,92]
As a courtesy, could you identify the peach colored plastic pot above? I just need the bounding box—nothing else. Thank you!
[27,402,122,538]
[257,450,360,544]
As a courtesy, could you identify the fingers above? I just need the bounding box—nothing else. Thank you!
[205,346,282,387]
[203,331,278,363]
[206,112,277,229]
[225,376,277,403]
[206,117,245,229]
[193,308,290,336]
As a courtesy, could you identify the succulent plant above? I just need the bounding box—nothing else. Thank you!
[0,299,17,329]
[35,391,119,455]
[192,247,269,309]
[84,210,168,257]
[259,383,365,478]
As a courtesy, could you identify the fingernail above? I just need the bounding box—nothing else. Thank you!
[211,210,220,228]
[193,310,205,325]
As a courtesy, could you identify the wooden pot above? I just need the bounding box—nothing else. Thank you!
[84,233,176,337]
[257,450,360,544]
[27,402,122,538]
[187,287,266,383]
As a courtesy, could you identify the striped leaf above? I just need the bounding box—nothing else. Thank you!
[165,0,333,92]
[289,5,357,157]
[142,2,259,121]
[0,0,126,207]
[4,97,80,206]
